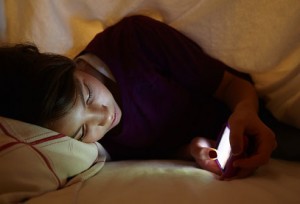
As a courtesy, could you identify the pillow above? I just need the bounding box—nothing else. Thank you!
[0,116,106,203]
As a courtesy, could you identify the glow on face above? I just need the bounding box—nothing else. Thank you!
[48,70,122,143]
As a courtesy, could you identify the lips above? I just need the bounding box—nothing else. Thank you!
[109,103,121,130]
[109,104,119,129]
[110,112,116,128]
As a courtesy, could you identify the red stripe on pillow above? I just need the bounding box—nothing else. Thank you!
[0,142,20,152]
[29,133,66,145]
[0,122,63,187]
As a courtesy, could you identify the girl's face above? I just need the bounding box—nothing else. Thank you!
[47,69,122,143]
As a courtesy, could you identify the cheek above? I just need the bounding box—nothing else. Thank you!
[46,100,84,137]
[93,82,114,103]
[83,127,106,143]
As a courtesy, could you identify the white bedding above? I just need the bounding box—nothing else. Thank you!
[1,0,300,203]
[1,0,300,127]
[27,159,300,204]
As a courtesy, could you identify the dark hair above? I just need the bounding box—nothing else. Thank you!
[0,43,77,126]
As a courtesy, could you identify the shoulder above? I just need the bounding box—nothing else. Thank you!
[118,15,162,25]
[108,15,167,34]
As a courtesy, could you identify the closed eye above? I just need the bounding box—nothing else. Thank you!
[84,83,93,105]
[78,125,86,141]
[72,125,85,141]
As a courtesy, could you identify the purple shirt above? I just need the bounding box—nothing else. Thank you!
[81,15,231,160]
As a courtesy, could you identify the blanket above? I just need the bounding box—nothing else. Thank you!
[1,0,299,72]
[1,0,300,127]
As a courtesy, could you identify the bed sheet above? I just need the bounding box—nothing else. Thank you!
[27,159,300,204]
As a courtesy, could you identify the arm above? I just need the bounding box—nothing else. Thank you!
[214,71,259,155]
[214,71,276,178]
[179,71,276,179]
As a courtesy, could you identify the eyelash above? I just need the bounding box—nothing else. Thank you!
[78,84,93,141]
[84,83,93,105]
[79,83,93,141]
[78,125,85,141]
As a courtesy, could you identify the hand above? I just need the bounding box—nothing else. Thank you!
[189,137,222,176]
[226,109,277,179]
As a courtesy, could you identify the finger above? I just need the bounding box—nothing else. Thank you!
[256,131,277,158]
[191,147,221,175]
[221,168,256,181]
[200,148,218,160]
[190,138,217,159]
[190,137,223,175]
[233,154,269,169]
[195,158,222,175]
[191,137,215,148]
[227,122,244,155]
[191,147,218,162]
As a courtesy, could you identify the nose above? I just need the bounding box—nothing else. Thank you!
[88,104,109,126]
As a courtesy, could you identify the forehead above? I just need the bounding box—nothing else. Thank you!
[75,62,105,84]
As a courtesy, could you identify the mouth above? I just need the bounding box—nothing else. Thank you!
[110,112,117,128]
[109,105,119,129]
[109,104,121,130]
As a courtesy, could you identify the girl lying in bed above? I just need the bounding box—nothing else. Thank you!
[0,15,279,179]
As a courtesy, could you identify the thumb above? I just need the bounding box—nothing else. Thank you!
[194,147,221,176]
[190,137,218,161]
[199,148,218,161]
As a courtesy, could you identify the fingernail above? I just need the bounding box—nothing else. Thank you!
[209,149,218,160]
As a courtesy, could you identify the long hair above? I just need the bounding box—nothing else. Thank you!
[0,44,77,126]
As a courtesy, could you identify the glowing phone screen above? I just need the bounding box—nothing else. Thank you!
[217,126,231,170]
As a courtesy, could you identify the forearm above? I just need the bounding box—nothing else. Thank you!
[214,71,259,114]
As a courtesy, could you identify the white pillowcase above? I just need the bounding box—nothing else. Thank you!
[0,116,105,204]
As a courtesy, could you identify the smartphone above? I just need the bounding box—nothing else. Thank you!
[215,124,248,178]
